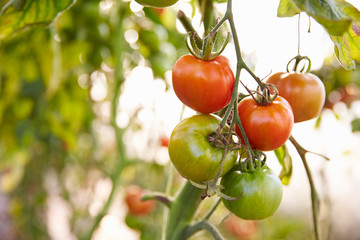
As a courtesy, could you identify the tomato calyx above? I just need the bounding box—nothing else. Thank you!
[245,83,279,107]
[186,29,230,61]
[239,150,267,173]
[188,179,243,201]
[286,54,312,73]
[207,125,239,151]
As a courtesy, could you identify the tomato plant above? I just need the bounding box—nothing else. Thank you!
[135,0,179,8]
[172,55,235,114]
[221,168,283,220]
[266,72,326,123]
[125,185,156,216]
[168,114,238,183]
[235,96,294,151]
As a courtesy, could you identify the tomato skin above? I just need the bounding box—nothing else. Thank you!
[172,55,235,114]
[266,72,326,123]
[168,114,238,183]
[135,0,178,8]
[125,186,155,216]
[221,169,283,220]
[235,96,294,151]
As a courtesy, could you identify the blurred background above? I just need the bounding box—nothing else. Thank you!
[1,0,360,239]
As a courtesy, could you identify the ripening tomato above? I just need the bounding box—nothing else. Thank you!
[221,168,283,220]
[172,55,235,114]
[235,96,294,151]
[168,114,238,183]
[125,185,155,216]
[135,0,179,8]
[266,72,326,123]
[223,214,258,239]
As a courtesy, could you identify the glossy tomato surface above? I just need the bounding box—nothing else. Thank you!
[221,168,283,220]
[135,0,178,8]
[172,55,235,114]
[168,114,238,183]
[235,96,294,151]
[266,72,326,123]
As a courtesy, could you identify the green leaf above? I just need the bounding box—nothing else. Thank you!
[351,118,360,132]
[274,145,293,185]
[332,23,360,70]
[277,0,301,17]
[278,0,353,36]
[0,0,75,40]
[277,0,360,70]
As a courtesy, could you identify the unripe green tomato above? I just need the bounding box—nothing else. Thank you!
[168,114,238,183]
[135,0,179,8]
[221,168,283,220]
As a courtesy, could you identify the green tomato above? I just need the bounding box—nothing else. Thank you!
[221,168,283,220]
[135,0,179,8]
[168,114,238,183]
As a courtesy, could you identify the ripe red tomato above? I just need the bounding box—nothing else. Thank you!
[221,168,283,220]
[235,96,294,151]
[125,186,155,216]
[266,72,326,123]
[172,55,235,114]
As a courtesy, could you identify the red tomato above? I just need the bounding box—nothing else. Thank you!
[125,186,155,216]
[235,96,294,151]
[160,135,169,147]
[266,72,326,123]
[172,55,235,114]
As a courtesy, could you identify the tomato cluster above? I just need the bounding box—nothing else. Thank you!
[168,49,325,221]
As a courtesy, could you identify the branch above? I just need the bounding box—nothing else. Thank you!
[289,135,322,240]
[184,220,225,240]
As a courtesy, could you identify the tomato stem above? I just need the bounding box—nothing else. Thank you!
[286,54,312,73]
[289,135,322,240]
[177,10,202,48]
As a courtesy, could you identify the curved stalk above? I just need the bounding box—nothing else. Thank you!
[289,135,321,240]
[183,220,224,240]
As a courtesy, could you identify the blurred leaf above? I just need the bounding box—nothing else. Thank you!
[274,145,293,185]
[351,118,360,132]
[277,0,301,17]
[332,23,360,70]
[277,0,354,36]
[0,0,75,40]
[277,0,360,70]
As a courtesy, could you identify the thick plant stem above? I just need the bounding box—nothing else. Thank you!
[289,135,320,240]
[85,2,127,239]
[165,181,204,240]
